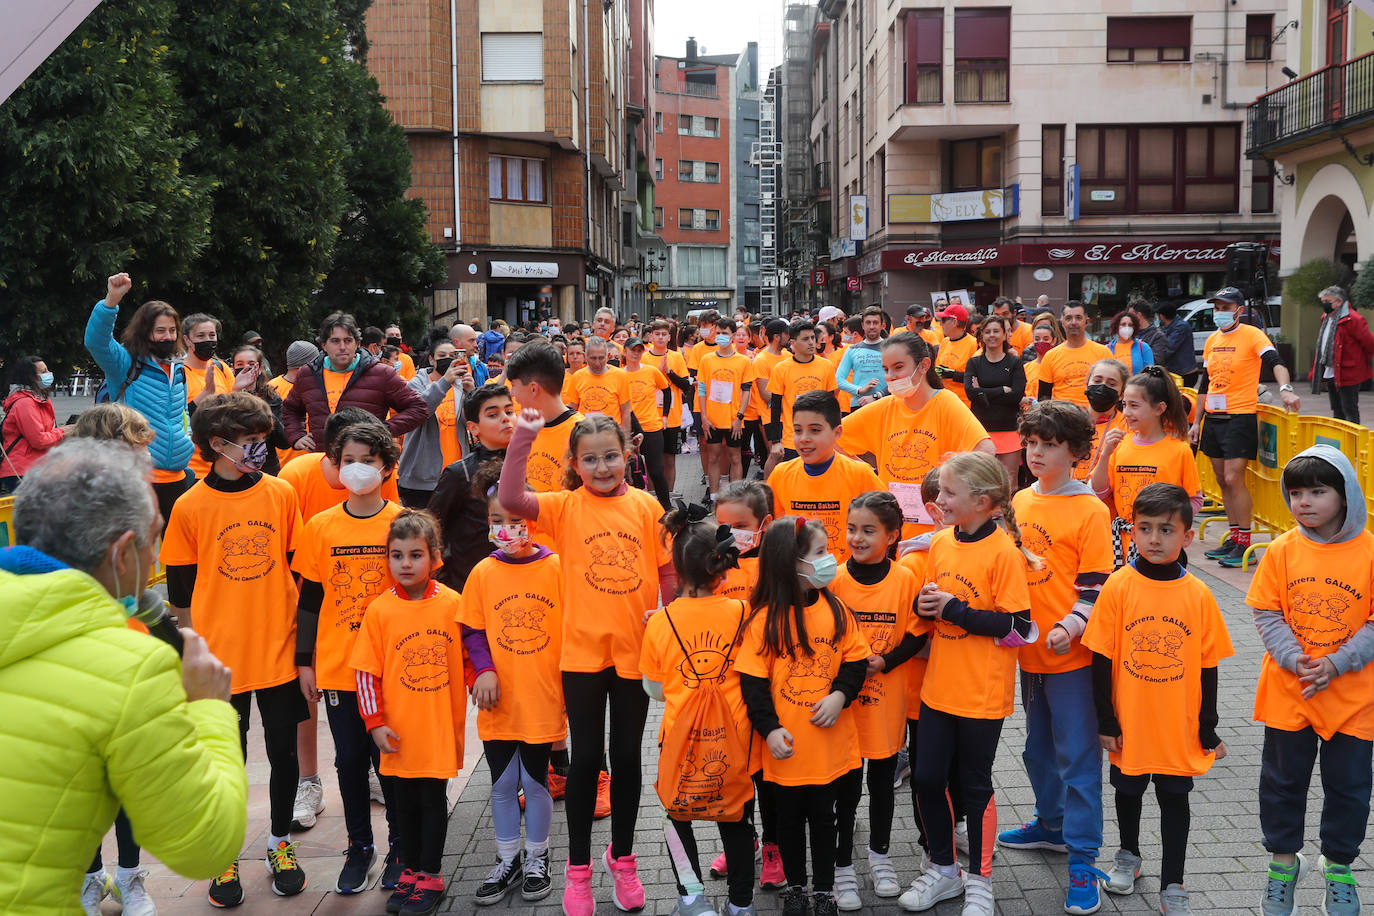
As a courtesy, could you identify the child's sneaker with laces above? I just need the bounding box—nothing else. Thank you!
[833,864,862,911]
[672,895,717,916]
[1064,863,1109,915]
[779,885,808,916]
[1103,848,1142,895]
[335,842,376,894]
[522,850,552,901]
[869,851,901,898]
[81,870,114,915]
[893,746,912,788]
[208,860,244,908]
[814,890,841,916]
[1261,854,1306,916]
[563,861,595,916]
[399,872,445,915]
[899,865,965,912]
[961,874,994,916]
[113,868,157,916]
[380,847,405,889]
[266,840,307,896]
[291,778,325,830]
[759,842,786,889]
[603,846,646,911]
[475,852,522,905]
[1159,883,1191,915]
[1320,855,1361,916]
[386,869,416,915]
[996,818,1067,851]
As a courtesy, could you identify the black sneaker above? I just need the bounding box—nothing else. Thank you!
[380,847,405,889]
[265,841,306,896]
[400,872,446,914]
[386,869,416,915]
[335,842,376,894]
[521,850,553,901]
[208,860,244,908]
[475,852,522,905]
[1204,540,1236,559]
[780,884,810,916]
[813,891,840,916]
[1214,541,1246,564]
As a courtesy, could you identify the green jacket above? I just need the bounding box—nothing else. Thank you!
[0,555,247,915]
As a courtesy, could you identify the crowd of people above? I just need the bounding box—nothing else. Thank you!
[1,272,1372,916]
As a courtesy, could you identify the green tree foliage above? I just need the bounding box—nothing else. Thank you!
[1282,259,1351,311]
[0,0,210,372]
[1350,254,1374,311]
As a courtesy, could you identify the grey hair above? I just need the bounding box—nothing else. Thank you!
[13,439,156,572]
[1320,286,1349,302]
[584,335,610,352]
[594,307,616,320]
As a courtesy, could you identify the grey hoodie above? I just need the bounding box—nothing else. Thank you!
[1252,444,1374,674]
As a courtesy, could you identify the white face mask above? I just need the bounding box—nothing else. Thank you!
[888,370,917,397]
[338,461,383,494]
[1117,325,1134,341]
[729,527,759,552]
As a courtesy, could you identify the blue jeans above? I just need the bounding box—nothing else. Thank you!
[1020,666,1102,865]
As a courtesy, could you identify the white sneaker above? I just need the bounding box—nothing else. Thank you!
[292,778,325,830]
[869,851,902,898]
[368,767,384,804]
[80,871,113,916]
[114,869,158,916]
[961,874,994,916]
[833,865,862,911]
[899,865,965,912]
[954,820,970,856]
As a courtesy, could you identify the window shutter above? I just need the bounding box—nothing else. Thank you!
[481,33,544,81]
[1106,17,1190,51]
[693,209,706,229]
[954,9,1009,59]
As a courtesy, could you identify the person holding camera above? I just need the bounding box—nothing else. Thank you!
[396,337,475,508]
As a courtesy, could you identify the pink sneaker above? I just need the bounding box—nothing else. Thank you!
[709,849,729,878]
[562,861,595,916]
[759,842,786,889]
[602,846,646,911]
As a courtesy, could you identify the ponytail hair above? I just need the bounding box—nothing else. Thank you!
[660,504,740,591]
[750,516,847,658]
[387,509,443,560]
[848,491,905,559]
[941,452,1044,571]
[881,331,943,390]
[561,415,630,491]
[1126,366,1190,439]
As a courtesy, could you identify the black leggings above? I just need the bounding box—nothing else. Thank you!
[152,470,194,536]
[231,681,307,839]
[393,777,448,874]
[752,772,778,844]
[671,814,755,907]
[907,716,964,852]
[89,809,140,872]
[772,778,844,892]
[836,754,899,863]
[561,669,650,865]
[639,429,670,509]
[914,705,1001,877]
[740,418,767,478]
[1115,774,1191,888]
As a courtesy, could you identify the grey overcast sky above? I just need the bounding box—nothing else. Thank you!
[655,0,782,75]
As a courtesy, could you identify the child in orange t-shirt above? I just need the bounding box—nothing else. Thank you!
[291,418,406,894]
[735,518,871,914]
[641,511,759,915]
[715,480,774,604]
[1000,402,1116,913]
[160,392,308,905]
[904,452,1036,914]
[1082,484,1234,914]
[350,511,466,914]
[830,492,927,907]
[457,465,565,905]
[498,410,674,915]
[1247,447,1374,910]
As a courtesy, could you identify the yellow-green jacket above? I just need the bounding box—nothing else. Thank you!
[0,552,247,915]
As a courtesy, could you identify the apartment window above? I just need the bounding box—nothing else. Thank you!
[904,10,943,104]
[488,155,546,202]
[705,161,720,182]
[654,206,664,229]
[704,209,721,230]
[949,137,1002,191]
[1042,125,1065,215]
[1251,159,1276,213]
[677,208,721,230]
[954,9,1009,102]
[1246,14,1274,61]
[676,247,728,286]
[702,117,720,137]
[676,160,718,182]
[480,33,543,81]
[655,111,664,133]
[655,158,664,180]
[1076,124,1239,214]
[744,246,760,264]
[679,114,693,134]
[678,208,693,227]
[1106,17,1191,62]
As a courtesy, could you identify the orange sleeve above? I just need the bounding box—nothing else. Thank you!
[639,613,667,684]
[159,495,198,567]
[1245,542,1284,611]
[348,601,385,677]
[291,518,321,581]
[732,615,771,679]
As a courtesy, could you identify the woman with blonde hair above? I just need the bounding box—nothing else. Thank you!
[72,403,156,449]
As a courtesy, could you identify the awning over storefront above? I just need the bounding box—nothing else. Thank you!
[880,239,1276,271]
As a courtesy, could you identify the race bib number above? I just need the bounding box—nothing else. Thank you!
[709,380,734,404]
[1205,393,1227,412]
[889,482,934,526]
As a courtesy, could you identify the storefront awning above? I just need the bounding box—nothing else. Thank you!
[880,239,1276,271]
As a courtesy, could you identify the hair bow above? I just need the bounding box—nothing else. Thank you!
[713,524,742,570]
[1142,365,1166,378]
[673,498,710,523]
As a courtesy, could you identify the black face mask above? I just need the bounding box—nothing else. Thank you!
[386,336,402,347]
[150,339,176,359]
[1085,384,1121,413]
[192,340,217,360]
[433,356,454,376]
[1322,301,1335,314]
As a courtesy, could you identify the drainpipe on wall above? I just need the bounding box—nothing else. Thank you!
[1220,0,1243,110]
[584,0,594,320]
[450,0,462,246]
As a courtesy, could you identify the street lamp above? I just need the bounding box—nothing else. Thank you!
[642,249,667,315]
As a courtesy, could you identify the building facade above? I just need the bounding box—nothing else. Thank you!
[365,0,653,327]
[807,0,1286,328]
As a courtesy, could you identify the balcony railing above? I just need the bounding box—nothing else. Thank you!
[1247,51,1374,155]
[653,78,719,99]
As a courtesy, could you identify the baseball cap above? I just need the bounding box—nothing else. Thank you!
[624,336,647,350]
[1207,287,1245,306]
[241,329,263,345]
[763,317,790,336]
[936,303,970,322]
[905,304,931,319]
[817,305,844,324]
[286,340,318,369]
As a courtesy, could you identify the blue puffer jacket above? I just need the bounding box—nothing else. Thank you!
[84,301,194,472]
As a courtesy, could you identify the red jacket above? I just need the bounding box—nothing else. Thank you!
[281,351,427,448]
[1311,308,1374,388]
[1,389,64,477]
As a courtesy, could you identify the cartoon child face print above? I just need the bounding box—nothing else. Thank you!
[675,631,732,688]
[883,431,935,481]
[1123,626,1184,679]
[1289,589,1356,649]
[780,650,834,706]
[399,639,450,689]
[495,603,552,654]
[583,534,644,595]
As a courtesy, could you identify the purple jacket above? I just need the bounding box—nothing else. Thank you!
[282,351,427,447]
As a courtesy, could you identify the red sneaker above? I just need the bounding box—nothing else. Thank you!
[759,842,786,889]
[547,765,567,801]
[593,770,611,820]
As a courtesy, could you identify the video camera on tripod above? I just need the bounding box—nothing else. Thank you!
[1222,242,1276,332]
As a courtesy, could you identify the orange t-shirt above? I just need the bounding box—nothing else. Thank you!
[277,452,401,522]
[1082,566,1234,776]
[267,375,309,468]
[717,556,760,603]
[640,595,759,764]
[560,374,578,408]
[458,553,567,743]
[921,526,1032,720]
[524,410,584,493]
[431,384,465,468]
[1038,341,1115,407]
[1247,529,1374,740]
[747,349,788,423]
[919,328,942,350]
[935,333,979,407]
[1108,435,1201,554]
[767,454,884,561]
[1023,358,1041,396]
[698,351,756,429]
[734,595,871,785]
[1073,411,1128,483]
[184,359,237,479]
[831,562,926,759]
[532,486,671,677]
[159,474,301,693]
[292,500,404,691]
[685,340,714,373]
[1202,323,1273,415]
[570,367,631,421]
[840,390,989,536]
[647,348,689,428]
[1008,321,1033,355]
[769,355,837,450]
[1012,487,1114,675]
[624,365,671,433]
[349,583,466,778]
[321,366,351,413]
[828,345,852,413]
[397,351,416,381]
[897,548,933,719]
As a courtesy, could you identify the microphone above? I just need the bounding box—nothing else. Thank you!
[131,590,185,655]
